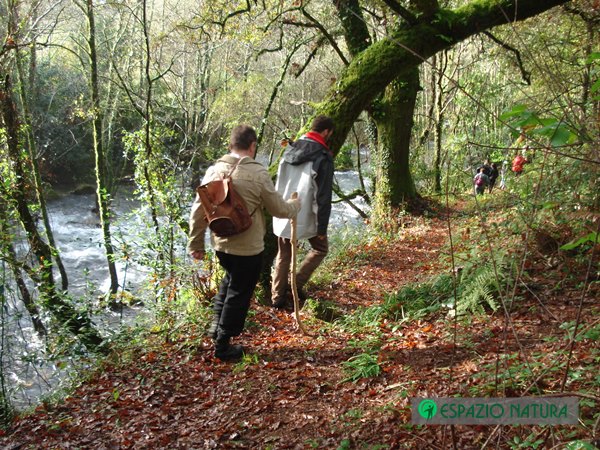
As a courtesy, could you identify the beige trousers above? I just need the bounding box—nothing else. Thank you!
[271,235,328,303]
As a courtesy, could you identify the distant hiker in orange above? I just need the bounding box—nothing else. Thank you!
[512,151,528,176]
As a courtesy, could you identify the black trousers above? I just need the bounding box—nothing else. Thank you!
[213,251,263,339]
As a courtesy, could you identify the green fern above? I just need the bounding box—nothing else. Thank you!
[342,352,381,382]
[453,258,504,316]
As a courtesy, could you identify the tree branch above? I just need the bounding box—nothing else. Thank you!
[211,0,253,35]
[318,0,570,155]
[334,0,372,56]
[380,0,417,24]
[301,8,349,65]
[256,28,284,58]
[483,31,531,85]
[259,40,304,153]
[282,19,319,28]
[332,184,369,219]
[293,35,326,78]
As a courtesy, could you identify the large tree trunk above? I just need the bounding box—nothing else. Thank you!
[372,68,419,222]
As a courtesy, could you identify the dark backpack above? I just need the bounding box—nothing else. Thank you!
[196,160,252,237]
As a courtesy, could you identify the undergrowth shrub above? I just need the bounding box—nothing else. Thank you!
[342,352,381,382]
[453,255,504,316]
[383,249,509,321]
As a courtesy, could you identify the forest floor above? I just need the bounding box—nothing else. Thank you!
[2,200,599,449]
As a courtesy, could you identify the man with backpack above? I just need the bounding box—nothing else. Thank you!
[187,125,301,361]
[271,115,335,310]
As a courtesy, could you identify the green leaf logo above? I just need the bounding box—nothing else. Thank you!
[418,399,438,419]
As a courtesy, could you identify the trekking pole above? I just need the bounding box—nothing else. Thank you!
[290,192,312,336]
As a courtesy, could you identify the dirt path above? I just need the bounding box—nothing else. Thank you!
[2,216,597,449]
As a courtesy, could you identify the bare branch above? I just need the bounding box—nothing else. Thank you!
[379,0,417,24]
[282,19,319,28]
[256,29,284,58]
[212,0,253,35]
[301,8,349,65]
[332,184,369,219]
[293,35,326,78]
[483,31,531,85]
[261,5,301,33]
[360,6,384,23]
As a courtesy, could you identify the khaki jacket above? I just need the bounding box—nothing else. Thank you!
[187,154,300,256]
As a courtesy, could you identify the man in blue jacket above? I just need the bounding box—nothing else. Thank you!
[271,115,335,309]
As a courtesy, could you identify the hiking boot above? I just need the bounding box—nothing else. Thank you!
[297,288,308,306]
[207,322,218,339]
[215,343,244,361]
[286,288,307,309]
[214,337,244,362]
[272,297,288,310]
[273,291,293,310]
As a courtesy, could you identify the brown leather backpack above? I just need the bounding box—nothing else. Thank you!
[196,159,253,237]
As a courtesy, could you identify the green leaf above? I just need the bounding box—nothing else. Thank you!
[550,125,573,147]
[538,117,558,127]
[499,104,528,120]
[560,232,598,250]
[585,52,600,64]
[590,78,600,94]
[564,441,598,450]
[531,121,575,147]
[542,201,559,210]
[514,113,541,129]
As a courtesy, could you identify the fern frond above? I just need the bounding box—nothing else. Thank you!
[455,259,503,316]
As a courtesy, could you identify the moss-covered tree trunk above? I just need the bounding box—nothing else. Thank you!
[372,69,420,224]
[433,53,444,194]
[0,319,11,427]
[15,54,70,292]
[329,1,567,213]
[8,1,69,291]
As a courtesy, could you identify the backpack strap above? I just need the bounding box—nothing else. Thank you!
[215,156,242,179]
[217,157,259,217]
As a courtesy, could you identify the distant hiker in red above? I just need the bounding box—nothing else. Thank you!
[512,153,528,176]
